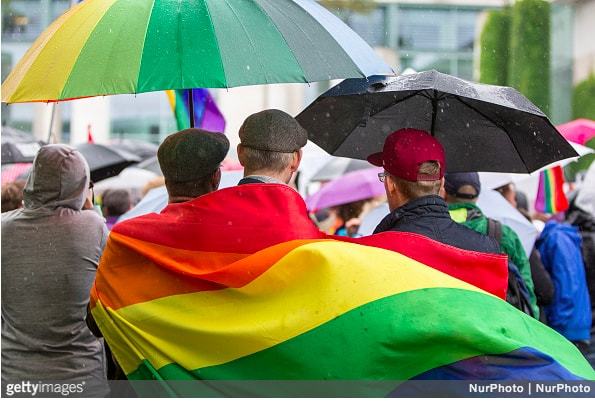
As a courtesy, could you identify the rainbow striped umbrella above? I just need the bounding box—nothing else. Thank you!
[1,0,393,104]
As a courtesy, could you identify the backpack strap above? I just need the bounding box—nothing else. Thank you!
[486,218,503,246]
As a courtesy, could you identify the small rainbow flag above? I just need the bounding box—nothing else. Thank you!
[90,185,593,395]
[535,165,569,214]
[165,89,225,133]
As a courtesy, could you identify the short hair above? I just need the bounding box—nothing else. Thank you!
[102,189,132,216]
[240,146,294,173]
[164,170,218,200]
[391,161,442,200]
[1,180,26,213]
[336,199,368,223]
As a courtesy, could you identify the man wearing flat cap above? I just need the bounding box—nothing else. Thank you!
[237,109,307,185]
[158,128,230,203]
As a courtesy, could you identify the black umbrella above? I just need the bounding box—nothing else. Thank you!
[1,126,43,165]
[296,70,578,174]
[109,139,158,161]
[75,143,141,182]
[136,156,162,175]
[310,157,373,182]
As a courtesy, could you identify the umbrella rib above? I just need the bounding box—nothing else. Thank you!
[202,0,228,86]
[454,96,530,171]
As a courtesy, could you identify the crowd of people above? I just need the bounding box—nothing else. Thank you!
[1,109,594,393]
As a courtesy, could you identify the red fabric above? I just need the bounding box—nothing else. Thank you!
[114,184,507,298]
[87,124,94,144]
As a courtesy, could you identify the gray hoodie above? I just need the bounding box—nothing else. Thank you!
[2,145,109,396]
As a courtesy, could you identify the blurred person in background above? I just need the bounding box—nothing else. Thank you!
[330,199,370,237]
[444,172,538,318]
[1,145,109,396]
[101,189,132,230]
[1,180,26,213]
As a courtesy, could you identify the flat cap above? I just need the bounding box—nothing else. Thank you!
[158,128,229,183]
[239,109,307,153]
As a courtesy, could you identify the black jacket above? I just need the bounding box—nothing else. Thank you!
[374,195,501,255]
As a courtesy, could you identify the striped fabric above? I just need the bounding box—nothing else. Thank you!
[165,89,225,133]
[90,185,594,394]
[535,165,569,214]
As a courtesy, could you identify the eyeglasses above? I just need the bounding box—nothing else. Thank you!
[378,172,389,183]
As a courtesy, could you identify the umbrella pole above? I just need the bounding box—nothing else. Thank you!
[47,103,58,143]
[188,89,195,128]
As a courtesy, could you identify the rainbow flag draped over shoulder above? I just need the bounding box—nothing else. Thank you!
[166,89,225,132]
[535,165,569,214]
[91,185,594,394]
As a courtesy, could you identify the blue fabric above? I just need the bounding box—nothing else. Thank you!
[409,347,584,380]
[536,221,592,341]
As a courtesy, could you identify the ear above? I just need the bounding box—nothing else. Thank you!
[290,149,303,172]
[439,177,446,198]
[211,168,222,190]
[237,144,245,166]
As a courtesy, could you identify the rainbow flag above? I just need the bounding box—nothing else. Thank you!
[166,89,225,133]
[535,165,569,214]
[91,185,593,395]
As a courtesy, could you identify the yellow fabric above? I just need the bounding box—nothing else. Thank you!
[92,241,484,374]
[449,208,468,224]
[2,0,117,102]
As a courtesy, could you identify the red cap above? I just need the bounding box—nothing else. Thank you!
[367,128,445,182]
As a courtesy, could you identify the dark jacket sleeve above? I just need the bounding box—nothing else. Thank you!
[529,248,554,306]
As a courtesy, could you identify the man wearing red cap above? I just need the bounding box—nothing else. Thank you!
[368,128,500,255]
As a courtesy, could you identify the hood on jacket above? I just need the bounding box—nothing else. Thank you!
[23,144,90,211]
[538,220,581,246]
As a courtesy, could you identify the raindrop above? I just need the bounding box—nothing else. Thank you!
[465,122,470,128]
[246,65,250,71]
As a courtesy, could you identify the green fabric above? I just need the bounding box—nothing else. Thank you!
[204,0,306,87]
[62,0,153,98]
[126,288,593,383]
[137,0,227,91]
[448,203,539,317]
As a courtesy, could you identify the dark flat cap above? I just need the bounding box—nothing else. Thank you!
[239,109,307,153]
[158,129,229,183]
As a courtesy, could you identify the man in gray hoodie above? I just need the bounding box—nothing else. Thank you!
[2,145,109,396]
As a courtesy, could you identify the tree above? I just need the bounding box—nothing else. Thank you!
[320,0,376,13]
[508,0,551,114]
[479,8,510,86]
[572,74,595,120]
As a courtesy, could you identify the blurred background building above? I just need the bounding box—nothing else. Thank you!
[2,0,594,158]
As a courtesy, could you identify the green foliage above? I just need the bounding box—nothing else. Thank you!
[508,0,551,114]
[479,8,510,86]
[572,74,595,120]
[320,0,376,13]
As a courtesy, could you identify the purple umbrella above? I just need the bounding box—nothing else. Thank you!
[305,167,384,211]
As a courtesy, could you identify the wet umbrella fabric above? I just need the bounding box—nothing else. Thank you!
[297,70,577,174]
[75,143,141,182]
[556,118,595,146]
[1,127,43,165]
[109,139,158,161]
[305,167,383,211]
[310,157,373,182]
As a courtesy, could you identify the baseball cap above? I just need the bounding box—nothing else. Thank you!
[239,109,307,153]
[444,172,481,199]
[158,128,229,183]
[367,128,445,182]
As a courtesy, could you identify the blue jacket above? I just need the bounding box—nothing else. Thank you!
[536,221,592,341]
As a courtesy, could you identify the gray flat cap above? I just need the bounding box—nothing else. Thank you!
[158,128,229,183]
[239,109,307,153]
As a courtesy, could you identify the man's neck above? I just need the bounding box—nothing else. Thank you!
[243,170,288,184]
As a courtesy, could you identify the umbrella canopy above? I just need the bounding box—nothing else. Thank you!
[310,157,373,182]
[297,70,577,174]
[1,141,42,165]
[305,167,383,211]
[556,118,595,146]
[76,143,141,182]
[1,0,392,103]
[93,167,158,194]
[1,163,32,184]
[109,139,158,161]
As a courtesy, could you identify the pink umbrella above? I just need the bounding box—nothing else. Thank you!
[556,118,595,145]
[306,167,384,211]
[1,163,32,184]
